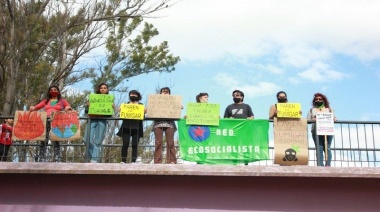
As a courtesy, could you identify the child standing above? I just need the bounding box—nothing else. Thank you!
[0,119,14,162]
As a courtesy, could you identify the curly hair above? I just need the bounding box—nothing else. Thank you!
[312,93,330,108]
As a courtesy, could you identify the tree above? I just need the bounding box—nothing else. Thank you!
[0,0,179,115]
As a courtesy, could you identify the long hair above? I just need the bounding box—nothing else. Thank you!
[312,93,330,108]
[196,93,208,103]
[95,83,109,94]
[45,85,62,104]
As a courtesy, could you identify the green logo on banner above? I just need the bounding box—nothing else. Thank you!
[179,119,269,164]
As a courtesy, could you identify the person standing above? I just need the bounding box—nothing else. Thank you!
[0,119,14,162]
[224,90,254,119]
[84,83,113,163]
[196,92,209,103]
[117,90,144,163]
[30,85,72,162]
[269,91,288,119]
[152,87,178,164]
[307,93,337,167]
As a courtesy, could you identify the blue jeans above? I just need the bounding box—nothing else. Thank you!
[85,119,107,163]
[312,133,333,166]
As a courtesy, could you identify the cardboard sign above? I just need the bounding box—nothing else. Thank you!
[12,111,47,141]
[146,94,182,119]
[277,103,301,118]
[120,103,145,120]
[273,118,308,165]
[88,94,114,115]
[316,113,335,135]
[186,103,220,126]
[50,111,81,141]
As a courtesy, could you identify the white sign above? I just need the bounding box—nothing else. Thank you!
[316,113,335,135]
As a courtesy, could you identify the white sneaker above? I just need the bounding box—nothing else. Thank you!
[120,162,125,164]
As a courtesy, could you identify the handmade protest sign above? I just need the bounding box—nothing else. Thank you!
[50,111,80,141]
[277,103,301,118]
[179,119,269,164]
[146,94,182,119]
[316,113,335,135]
[186,103,220,126]
[273,118,308,165]
[120,103,145,120]
[12,111,47,141]
[88,94,114,115]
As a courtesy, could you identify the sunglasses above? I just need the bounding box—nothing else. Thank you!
[315,98,323,101]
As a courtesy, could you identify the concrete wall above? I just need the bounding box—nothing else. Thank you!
[1,163,380,212]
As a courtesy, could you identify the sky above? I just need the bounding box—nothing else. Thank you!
[76,0,380,122]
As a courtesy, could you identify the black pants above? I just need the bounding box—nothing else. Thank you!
[0,143,10,162]
[121,129,139,163]
[38,120,60,162]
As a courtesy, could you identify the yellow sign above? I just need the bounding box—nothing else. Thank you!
[120,103,145,120]
[277,103,301,118]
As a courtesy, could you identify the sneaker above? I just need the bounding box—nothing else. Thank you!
[325,164,331,167]
[120,162,125,164]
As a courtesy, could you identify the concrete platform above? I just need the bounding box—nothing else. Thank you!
[1,163,380,212]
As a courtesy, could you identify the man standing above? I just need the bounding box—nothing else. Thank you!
[224,90,254,119]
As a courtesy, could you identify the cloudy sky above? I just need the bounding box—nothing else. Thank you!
[79,0,380,121]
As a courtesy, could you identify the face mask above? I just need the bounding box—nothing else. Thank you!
[315,101,324,107]
[278,98,287,103]
[233,98,241,103]
[129,96,139,102]
[49,91,59,97]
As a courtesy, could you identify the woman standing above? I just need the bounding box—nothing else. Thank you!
[30,85,72,162]
[85,83,113,163]
[307,93,337,167]
[116,90,144,163]
[153,87,178,164]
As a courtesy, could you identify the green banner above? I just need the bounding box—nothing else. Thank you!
[88,94,114,115]
[179,119,269,164]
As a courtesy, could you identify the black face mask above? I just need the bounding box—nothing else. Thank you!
[277,98,287,103]
[233,98,241,103]
[314,101,324,107]
[129,96,139,102]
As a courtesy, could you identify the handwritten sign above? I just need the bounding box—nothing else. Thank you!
[316,113,335,135]
[12,111,47,141]
[273,118,308,165]
[50,111,81,141]
[277,103,301,118]
[146,94,182,119]
[120,103,145,120]
[186,103,220,126]
[88,94,114,115]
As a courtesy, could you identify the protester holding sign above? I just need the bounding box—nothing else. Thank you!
[196,93,209,103]
[224,90,254,119]
[116,90,144,164]
[307,93,337,167]
[152,87,179,164]
[0,119,13,161]
[269,91,288,119]
[30,85,72,162]
[84,83,114,163]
